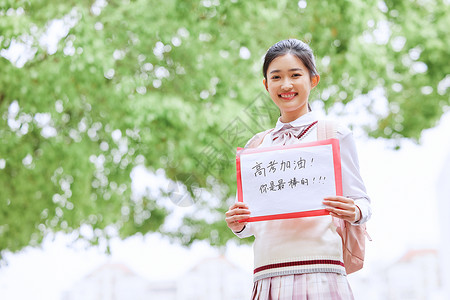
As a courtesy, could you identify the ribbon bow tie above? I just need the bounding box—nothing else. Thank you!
[272,121,318,145]
[272,124,307,140]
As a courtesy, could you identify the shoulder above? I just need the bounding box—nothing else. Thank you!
[336,122,352,138]
[245,129,273,148]
[318,119,352,139]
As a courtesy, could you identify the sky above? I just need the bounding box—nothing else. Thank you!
[0,110,449,300]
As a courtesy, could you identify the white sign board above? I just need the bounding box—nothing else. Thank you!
[236,139,342,222]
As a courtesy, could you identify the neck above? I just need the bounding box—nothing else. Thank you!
[280,107,309,123]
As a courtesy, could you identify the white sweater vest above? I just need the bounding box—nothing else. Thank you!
[251,215,345,281]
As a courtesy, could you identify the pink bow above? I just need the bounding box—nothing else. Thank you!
[272,124,306,141]
[272,121,318,145]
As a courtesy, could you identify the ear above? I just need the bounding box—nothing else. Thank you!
[311,75,320,88]
[263,78,268,91]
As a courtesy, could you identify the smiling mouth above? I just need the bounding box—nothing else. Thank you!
[279,93,297,100]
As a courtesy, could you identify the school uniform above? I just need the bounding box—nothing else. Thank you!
[234,112,371,300]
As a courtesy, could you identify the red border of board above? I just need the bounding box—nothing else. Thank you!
[236,138,342,222]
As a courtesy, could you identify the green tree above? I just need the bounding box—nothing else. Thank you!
[0,0,448,257]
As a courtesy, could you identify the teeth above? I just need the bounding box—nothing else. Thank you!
[280,93,296,98]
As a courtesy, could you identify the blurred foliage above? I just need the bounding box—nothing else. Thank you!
[0,0,448,257]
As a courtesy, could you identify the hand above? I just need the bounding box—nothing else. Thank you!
[225,202,251,232]
[323,196,361,223]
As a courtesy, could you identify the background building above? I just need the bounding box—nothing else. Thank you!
[385,249,441,300]
[62,256,252,300]
[177,255,252,300]
[61,263,176,300]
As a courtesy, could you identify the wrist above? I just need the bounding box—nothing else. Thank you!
[234,225,246,234]
[354,205,362,223]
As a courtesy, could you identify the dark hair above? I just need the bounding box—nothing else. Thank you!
[262,39,319,81]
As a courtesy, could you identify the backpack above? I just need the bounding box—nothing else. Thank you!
[244,120,370,275]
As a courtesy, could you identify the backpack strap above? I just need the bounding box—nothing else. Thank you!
[317,120,338,140]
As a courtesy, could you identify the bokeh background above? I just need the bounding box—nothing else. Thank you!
[1,0,449,299]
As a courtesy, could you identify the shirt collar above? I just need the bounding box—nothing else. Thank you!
[273,112,318,133]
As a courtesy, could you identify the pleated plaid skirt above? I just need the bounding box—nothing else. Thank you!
[251,273,354,300]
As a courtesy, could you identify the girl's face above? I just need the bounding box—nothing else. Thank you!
[263,53,319,123]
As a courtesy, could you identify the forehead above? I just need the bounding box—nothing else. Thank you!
[268,53,307,72]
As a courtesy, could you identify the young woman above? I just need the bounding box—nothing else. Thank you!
[225,39,372,300]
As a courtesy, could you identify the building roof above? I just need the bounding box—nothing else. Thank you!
[397,249,438,263]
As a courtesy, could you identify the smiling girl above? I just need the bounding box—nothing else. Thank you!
[225,39,372,300]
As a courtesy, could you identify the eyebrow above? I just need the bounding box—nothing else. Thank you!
[269,68,304,74]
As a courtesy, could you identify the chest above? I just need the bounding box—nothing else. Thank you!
[259,127,318,148]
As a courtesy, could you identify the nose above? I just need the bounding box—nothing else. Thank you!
[281,78,293,91]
